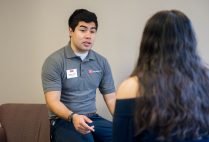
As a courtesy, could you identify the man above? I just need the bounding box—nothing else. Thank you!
[41,9,116,142]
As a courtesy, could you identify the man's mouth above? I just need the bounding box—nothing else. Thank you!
[83,41,91,47]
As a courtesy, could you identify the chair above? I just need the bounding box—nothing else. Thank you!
[0,103,50,142]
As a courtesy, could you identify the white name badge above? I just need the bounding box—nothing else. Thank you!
[66,69,78,79]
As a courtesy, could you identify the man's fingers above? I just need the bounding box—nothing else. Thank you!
[73,115,95,134]
[79,129,91,134]
[77,124,93,134]
[83,115,93,123]
[82,115,95,131]
[80,121,95,132]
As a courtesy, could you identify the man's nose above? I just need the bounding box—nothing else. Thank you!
[85,31,92,38]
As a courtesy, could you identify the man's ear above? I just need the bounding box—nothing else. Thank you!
[69,27,73,37]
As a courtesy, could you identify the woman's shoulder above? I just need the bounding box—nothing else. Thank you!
[116,76,140,99]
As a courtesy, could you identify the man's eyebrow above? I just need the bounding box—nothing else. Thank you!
[79,25,87,28]
[79,25,96,30]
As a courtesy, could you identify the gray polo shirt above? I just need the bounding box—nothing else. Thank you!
[42,43,115,116]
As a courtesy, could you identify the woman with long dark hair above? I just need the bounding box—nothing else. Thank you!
[113,10,209,142]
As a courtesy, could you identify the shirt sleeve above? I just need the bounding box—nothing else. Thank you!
[41,56,62,93]
[99,58,115,95]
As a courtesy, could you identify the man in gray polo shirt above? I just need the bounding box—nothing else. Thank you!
[41,9,116,142]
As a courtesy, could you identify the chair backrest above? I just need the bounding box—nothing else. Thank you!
[0,103,50,142]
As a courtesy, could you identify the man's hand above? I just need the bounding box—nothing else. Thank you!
[72,114,95,134]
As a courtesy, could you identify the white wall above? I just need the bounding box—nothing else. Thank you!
[0,0,209,120]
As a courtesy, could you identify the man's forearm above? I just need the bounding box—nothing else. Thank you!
[45,91,72,120]
[104,92,116,115]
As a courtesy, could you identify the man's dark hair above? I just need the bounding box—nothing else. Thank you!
[68,9,98,31]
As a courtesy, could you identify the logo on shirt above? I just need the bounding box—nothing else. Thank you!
[66,69,78,79]
[88,69,102,74]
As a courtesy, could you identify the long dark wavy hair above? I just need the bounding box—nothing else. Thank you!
[132,10,209,140]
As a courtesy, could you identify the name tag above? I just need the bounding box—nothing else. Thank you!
[66,69,78,79]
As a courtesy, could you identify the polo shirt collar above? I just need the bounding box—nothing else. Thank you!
[85,50,96,61]
[64,43,77,59]
[64,43,96,61]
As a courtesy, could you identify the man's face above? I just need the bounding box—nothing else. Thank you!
[69,21,97,53]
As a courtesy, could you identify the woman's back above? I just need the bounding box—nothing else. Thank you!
[113,77,209,142]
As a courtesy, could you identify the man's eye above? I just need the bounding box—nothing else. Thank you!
[91,30,96,34]
[80,29,86,32]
